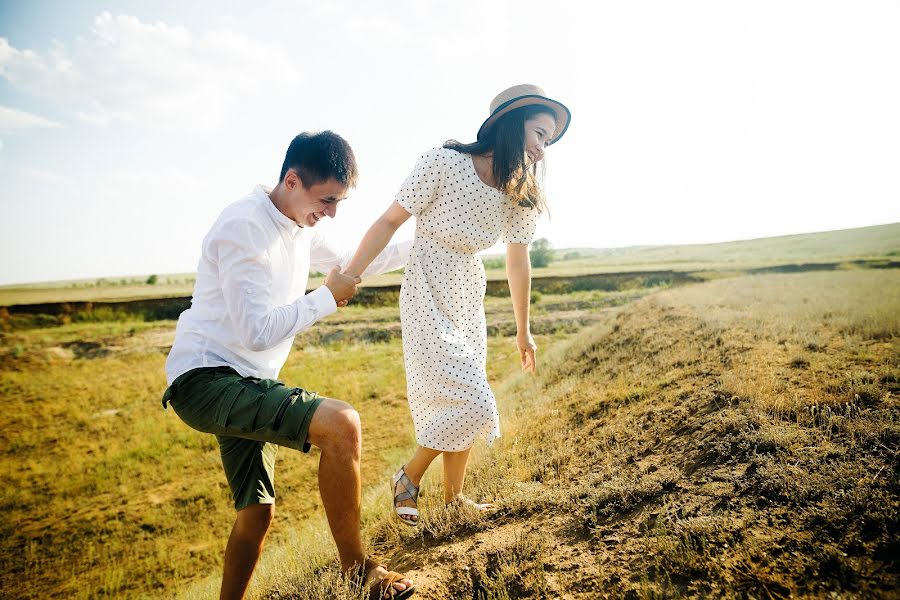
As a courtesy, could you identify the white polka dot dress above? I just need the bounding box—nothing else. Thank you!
[396,147,539,452]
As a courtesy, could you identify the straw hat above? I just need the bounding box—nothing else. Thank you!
[476,84,571,145]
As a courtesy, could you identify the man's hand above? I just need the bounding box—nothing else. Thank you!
[324,266,360,305]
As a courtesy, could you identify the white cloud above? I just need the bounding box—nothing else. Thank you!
[307,0,512,58]
[0,104,61,133]
[0,13,299,131]
[22,167,66,182]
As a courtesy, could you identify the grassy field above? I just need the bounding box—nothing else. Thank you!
[556,221,900,271]
[1,223,898,598]
[188,269,898,600]
[0,287,643,599]
[1,222,897,306]
[3,269,897,598]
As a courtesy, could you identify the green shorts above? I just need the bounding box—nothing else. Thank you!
[162,366,324,511]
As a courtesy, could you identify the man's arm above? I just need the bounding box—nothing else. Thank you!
[217,220,358,351]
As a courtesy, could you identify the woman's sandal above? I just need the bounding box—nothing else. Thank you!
[359,559,417,600]
[391,466,420,526]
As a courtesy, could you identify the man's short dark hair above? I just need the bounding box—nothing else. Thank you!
[279,131,359,188]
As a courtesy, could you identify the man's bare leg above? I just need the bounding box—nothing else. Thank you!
[220,503,275,600]
[306,398,413,596]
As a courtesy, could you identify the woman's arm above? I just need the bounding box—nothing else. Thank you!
[506,242,536,374]
[344,201,412,278]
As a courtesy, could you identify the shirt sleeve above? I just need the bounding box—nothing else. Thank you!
[500,199,540,244]
[309,229,413,277]
[395,148,447,216]
[215,219,336,352]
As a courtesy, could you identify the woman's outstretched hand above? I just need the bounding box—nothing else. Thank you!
[517,332,537,374]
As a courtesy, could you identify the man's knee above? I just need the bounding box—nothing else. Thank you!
[317,402,361,457]
[333,407,362,457]
[235,503,275,540]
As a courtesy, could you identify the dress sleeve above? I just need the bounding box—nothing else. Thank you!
[500,199,540,244]
[395,148,447,216]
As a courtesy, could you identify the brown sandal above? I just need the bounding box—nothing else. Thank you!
[360,560,417,600]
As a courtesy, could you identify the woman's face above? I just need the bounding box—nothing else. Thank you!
[524,112,557,165]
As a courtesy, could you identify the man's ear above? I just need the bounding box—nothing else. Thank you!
[285,169,304,190]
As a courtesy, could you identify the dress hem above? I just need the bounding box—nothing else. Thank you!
[414,430,500,453]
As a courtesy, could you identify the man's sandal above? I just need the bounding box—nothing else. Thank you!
[360,559,417,600]
[391,466,420,526]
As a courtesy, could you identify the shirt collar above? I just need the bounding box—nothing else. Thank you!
[255,185,304,237]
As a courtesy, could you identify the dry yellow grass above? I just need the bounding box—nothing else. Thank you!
[3,270,897,598]
[0,290,621,599]
[225,270,899,599]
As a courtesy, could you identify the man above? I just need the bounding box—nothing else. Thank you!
[162,131,416,600]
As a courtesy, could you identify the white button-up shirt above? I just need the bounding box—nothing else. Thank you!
[165,185,411,384]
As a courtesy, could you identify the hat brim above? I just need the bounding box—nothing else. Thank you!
[476,95,571,145]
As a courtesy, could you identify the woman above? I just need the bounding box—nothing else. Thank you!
[344,84,570,525]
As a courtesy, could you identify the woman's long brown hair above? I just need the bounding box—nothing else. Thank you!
[444,104,556,212]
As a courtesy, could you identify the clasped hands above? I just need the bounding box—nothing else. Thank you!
[324,266,362,307]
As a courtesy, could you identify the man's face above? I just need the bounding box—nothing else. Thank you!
[284,171,349,227]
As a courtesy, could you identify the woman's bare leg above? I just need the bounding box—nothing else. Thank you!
[403,445,441,484]
[443,448,494,510]
[441,448,472,503]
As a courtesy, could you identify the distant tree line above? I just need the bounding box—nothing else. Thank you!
[480,238,557,270]
[66,276,197,289]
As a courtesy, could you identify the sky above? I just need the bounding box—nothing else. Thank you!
[0,0,898,285]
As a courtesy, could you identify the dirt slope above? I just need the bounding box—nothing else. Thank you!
[357,277,899,599]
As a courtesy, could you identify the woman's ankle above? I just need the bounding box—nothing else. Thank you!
[401,463,425,486]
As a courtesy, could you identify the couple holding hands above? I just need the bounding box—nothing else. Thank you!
[162,84,571,600]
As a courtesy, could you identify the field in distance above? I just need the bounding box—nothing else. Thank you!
[1,222,897,306]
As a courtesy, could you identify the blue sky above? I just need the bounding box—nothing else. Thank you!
[1,0,898,285]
